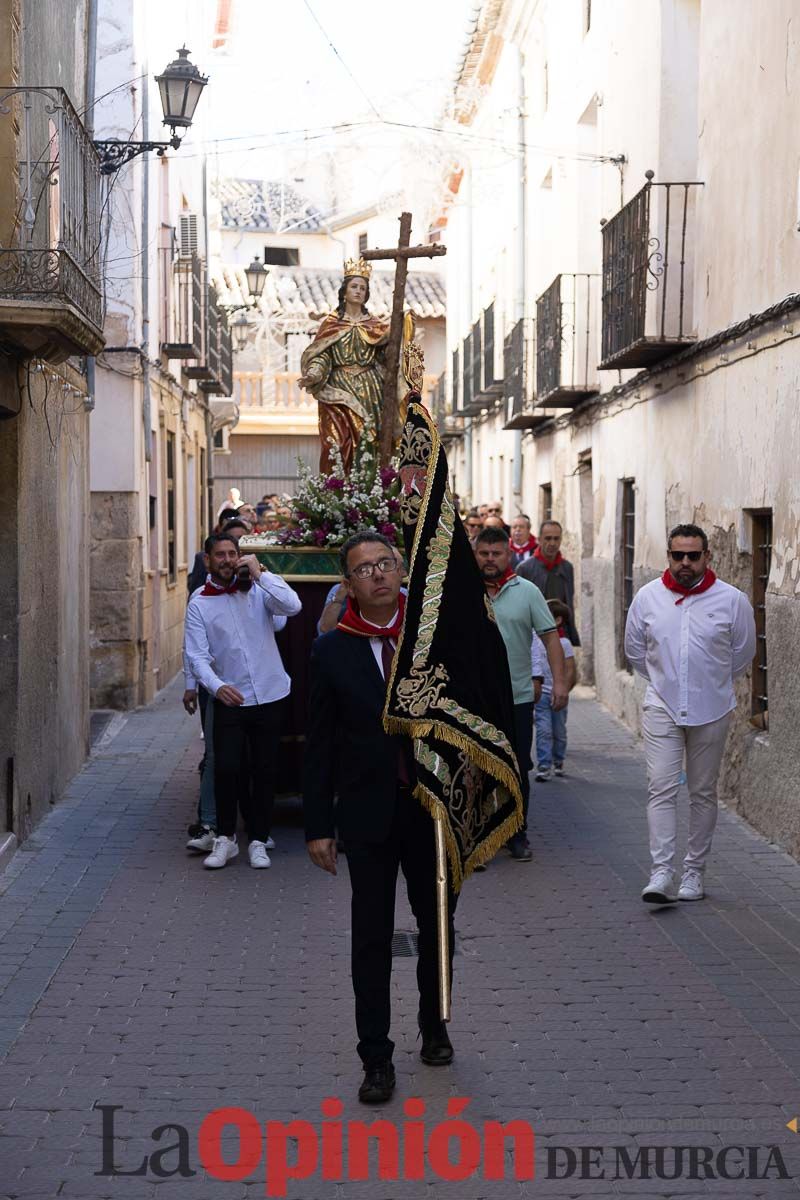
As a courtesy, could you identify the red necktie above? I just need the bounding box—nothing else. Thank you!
[381,639,410,785]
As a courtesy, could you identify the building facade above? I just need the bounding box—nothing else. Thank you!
[441,0,800,856]
[89,0,234,708]
[0,0,103,857]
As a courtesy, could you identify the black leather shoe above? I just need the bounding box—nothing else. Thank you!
[508,835,532,862]
[358,1060,396,1104]
[419,1019,454,1066]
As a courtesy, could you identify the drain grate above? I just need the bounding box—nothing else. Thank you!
[390,930,460,957]
[391,931,418,957]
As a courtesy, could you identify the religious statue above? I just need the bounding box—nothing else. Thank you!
[298,257,421,475]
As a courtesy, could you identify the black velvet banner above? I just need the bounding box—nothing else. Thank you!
[383,400,523,891]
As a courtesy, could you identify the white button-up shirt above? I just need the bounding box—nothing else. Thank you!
[183,584,287,690]
[624,576,756,726]
[184,572,302,705]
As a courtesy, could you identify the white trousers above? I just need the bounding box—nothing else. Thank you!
[641,705,732,873]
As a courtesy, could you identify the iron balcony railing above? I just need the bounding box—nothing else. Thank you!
[503,316,552,432]
[600,171,703,370]
[161,248,204,359]
[535,273,600,406]
[0,86,103,354]
[187,285,233,396]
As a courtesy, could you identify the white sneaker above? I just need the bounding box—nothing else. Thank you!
[248,840,271,869]
[186,825,216,853]
[203,835,239,869]
[535,766,552,782]
[265,836,275,850]
[642,867,677,904]
[678,868,705,901]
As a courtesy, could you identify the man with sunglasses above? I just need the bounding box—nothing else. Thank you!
[625,524,755,904]
[304,531,456,1105]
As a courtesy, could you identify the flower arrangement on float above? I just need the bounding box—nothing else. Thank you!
[276,443,402,548]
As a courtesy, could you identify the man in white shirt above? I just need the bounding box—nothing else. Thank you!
[625,523,756,904]
[184,533,302,869]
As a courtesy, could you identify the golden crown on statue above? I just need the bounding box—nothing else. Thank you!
[343,256,372,280]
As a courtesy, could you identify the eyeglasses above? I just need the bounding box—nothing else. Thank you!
[349,557,399,579]
[669,550,703,562]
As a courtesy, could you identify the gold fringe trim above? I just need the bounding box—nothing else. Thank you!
[383,713,523,808]
[412,780,523,895]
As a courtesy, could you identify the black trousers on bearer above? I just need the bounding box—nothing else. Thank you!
[345,783,458,1066]
[212,698,284,843]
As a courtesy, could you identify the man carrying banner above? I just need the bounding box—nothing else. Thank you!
[305,400,524,1105]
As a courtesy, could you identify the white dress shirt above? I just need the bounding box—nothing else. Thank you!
[184,572,302,704]
[624,576,756,726]
[361,609,399,679]
[183,582,287,690]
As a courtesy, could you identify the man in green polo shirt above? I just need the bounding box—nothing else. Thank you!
[474,526,568,860]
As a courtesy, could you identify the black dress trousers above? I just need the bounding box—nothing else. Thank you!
[345,783,457,1066]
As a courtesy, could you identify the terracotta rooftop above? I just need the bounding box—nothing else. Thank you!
[214,264,446,321]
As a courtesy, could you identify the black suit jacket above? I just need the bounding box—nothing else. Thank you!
[303,629,412,844]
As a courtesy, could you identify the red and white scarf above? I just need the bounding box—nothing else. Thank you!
[200,574,239,597]
[337,592,406,639]
[661,568,717,605]
[511,535,538,557]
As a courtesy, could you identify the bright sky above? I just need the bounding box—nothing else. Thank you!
[200,0,478,209]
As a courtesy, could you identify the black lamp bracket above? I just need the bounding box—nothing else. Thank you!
[93,135,182,175]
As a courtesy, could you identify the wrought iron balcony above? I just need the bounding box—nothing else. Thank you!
[161,247,204,359]
[502,317,558,432]
[600,172,702,370]
[185,285,233,396]
[0,87,104,362]
[535,273,599,406]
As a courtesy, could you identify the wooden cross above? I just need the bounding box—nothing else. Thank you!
[362,212,446,464]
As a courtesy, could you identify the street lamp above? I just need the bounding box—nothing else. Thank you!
[221,257,269,319]
[244,257,269,303]
[231,311,250,352]
[94,47,208,175]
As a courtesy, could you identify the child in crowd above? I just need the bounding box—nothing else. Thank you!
[531,599,577,780]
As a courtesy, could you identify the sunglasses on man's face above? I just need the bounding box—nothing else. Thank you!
[669,550,704,563]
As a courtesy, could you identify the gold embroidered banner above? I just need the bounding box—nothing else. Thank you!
[382,400,523,891]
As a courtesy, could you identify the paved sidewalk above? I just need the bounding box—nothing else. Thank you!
[1,679,800,1198]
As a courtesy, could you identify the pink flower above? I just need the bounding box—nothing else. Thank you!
[345,508,362,524]
[380,523,397,539]
[324,477,344,491]
[312,529,327,546]
[379,466,397,487]
[387,498,400,513]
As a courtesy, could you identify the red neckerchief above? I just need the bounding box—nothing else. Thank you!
[534,547,563,571]
[200,574,239,597]
[661,568,717,605]
[511,535,538,555]
[337,592,405,639]
[485,566,517,596]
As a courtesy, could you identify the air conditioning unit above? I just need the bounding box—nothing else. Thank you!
[178,212,205,260]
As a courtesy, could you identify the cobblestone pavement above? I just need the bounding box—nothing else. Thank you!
[1,679,800,1199]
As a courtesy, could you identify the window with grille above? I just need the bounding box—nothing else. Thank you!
[358,232,368,255]
[751,510,772,720]
[620,479,635,669]
[166,431,176,582]
[263,247,299,266]
[539,483,553,525]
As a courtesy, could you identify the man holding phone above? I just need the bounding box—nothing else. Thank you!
[625,524,755,904]
[184,533,302,869]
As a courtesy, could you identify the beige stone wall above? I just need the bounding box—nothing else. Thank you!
[0,360,91,840]
[89,492,143,709]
